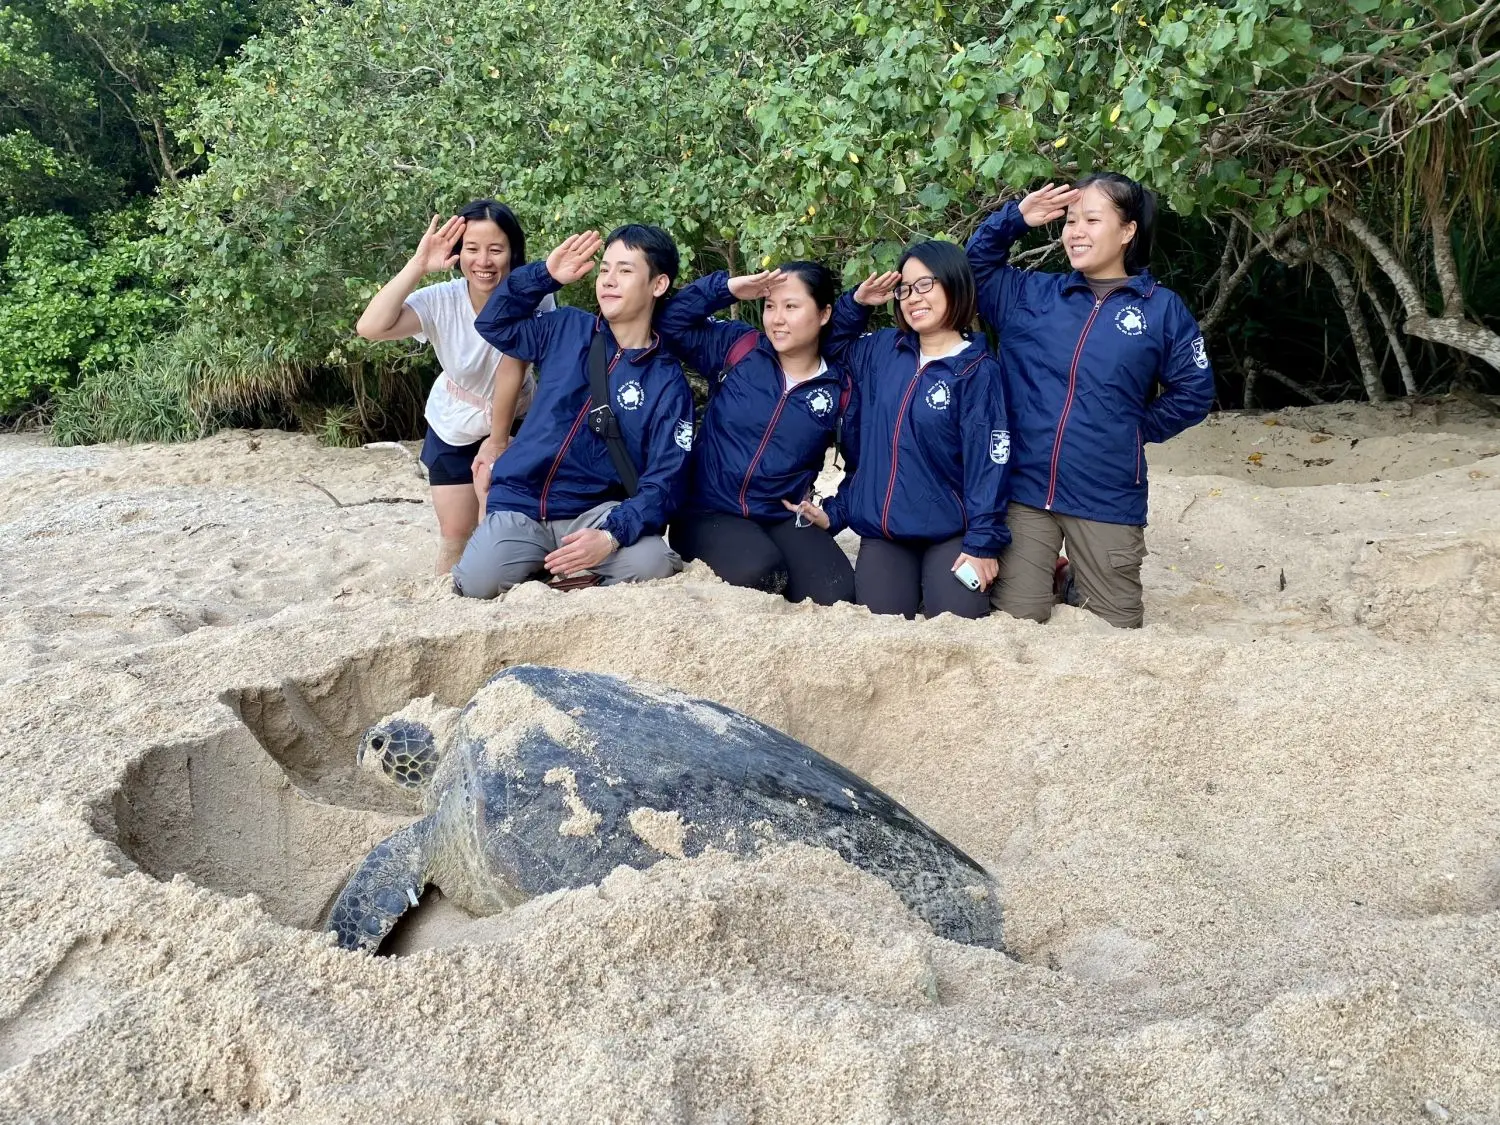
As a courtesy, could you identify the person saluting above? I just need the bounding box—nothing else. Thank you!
[355,200,552,574]
[966,173,1214,628]
[790,241,1012,620]
[656,261,856,605]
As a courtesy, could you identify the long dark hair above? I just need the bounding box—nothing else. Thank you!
[1072,172,1155,274]
[452,199,527,271]
[894,240,977,333]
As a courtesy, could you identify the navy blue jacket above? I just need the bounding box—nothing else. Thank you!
[473,261,694,547]
[967,202,1215,526]
[656,271,854,522]
[822,293,1012,557]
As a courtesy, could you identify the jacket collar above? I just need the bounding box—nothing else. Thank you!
[594,316,662,362]
[1060,270,1158,299]
[894,328,992,366]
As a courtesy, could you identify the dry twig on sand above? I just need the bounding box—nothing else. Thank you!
[297,477,423,508]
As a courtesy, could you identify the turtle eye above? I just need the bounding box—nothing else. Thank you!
[370,735,387,752]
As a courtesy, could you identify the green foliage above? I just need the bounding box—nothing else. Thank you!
[0,207,175,416]
[49,338,223,445]
[117,0,1496,429]
[0,0,290,221]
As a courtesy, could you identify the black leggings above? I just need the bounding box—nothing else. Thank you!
[854,535,990,620]
[669,513,855,605]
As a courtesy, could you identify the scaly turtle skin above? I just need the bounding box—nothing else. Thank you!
[329,665,1004,953]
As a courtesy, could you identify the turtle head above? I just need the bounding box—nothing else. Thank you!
[358,718,440,791]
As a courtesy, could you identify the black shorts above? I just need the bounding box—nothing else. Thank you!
[420,427,484,487]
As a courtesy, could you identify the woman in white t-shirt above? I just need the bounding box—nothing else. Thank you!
[356,199,553,574]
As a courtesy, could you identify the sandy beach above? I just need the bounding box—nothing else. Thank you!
[0,400,1496,1123]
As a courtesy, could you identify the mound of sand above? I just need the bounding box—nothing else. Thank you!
[0,401,1496,1122]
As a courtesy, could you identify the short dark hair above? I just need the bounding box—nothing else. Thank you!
[1072,172,1156,274]
[452,199,526,271]
[604,224,679,286]
[776,260,837,310]
[894,240,977,333]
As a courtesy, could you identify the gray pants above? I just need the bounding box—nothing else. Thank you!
[451,502,681,600]
[992,502,1147,629]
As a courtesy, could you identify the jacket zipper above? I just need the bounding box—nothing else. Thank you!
[880,364,926,537]
[540,348,621,520]
[1045,299,1105,510]
[738,386,792,518]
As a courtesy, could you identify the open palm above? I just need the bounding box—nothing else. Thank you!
[412,215,465,273]
[1018,183,1081,227]
[546,232,603,285]
[854,271,902,307]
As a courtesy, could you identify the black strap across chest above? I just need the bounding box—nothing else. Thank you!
[586,330,640,497]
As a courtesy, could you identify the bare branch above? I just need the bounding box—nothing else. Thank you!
[1429,207,1464,319]
[1336,210,1426,320]
[1309,244,1386,402]
[1368,293,1418,396]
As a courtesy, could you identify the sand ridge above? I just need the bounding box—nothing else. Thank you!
[0,401,1496,1122]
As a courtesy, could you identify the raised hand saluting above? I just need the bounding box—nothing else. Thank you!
[545,231,604,285]
[1017,182,1081,228]
[853,270,902,307]
[411,214,466,274]
[727,269,784,301]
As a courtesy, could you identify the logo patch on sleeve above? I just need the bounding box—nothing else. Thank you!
[1191,337,1209,369]
[989,430,1011,465]
[616,381,645,410]
[674,419,694,451]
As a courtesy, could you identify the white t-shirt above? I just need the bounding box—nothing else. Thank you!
[783,357,829,394]
[919,338,972,367]
[404,278,555,446]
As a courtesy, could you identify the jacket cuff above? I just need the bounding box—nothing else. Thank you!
[526,259,567,296]
[961,534,1006,558]
[601,509,641,549]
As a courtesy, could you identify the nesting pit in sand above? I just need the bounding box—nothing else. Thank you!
[1,401,1498,1122]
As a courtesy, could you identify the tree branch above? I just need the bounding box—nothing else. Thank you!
[1369,292,1418,396]
[1336,210,1426,320]
[1308,244,1386,402]
[1429,207,1464,319]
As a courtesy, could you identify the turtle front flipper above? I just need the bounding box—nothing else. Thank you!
[328,818,434,953]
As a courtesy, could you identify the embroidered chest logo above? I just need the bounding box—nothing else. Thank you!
[674,418,694,452]
[989,430,1011,465]
[1191,336,1209,369]
[1114,306,1147,336]
[805,388,834,418]
[925,381,951,410]
[615,380,645,410]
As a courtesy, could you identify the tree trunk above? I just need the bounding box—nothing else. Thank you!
[1337,210,1500,376]
[1309,245,1386,402]
[1369,295,1418,396]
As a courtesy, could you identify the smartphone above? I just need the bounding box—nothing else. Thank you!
[954,561,982,591]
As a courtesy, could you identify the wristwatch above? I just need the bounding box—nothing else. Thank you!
[601,528,619,552]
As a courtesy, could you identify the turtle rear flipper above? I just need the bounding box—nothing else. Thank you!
[328,819,434,953]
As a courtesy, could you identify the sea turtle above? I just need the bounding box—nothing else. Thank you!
[328,665,1004,953]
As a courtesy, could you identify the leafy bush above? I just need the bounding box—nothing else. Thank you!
[0,208,176,418]
[111,0,1494,437]
[49,338,223,445]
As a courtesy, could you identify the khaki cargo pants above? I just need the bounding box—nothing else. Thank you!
[992,502,1147,629]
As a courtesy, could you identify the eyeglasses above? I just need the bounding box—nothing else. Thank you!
[893,276,938,301]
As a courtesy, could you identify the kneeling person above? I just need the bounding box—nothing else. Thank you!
[451,227,694,598]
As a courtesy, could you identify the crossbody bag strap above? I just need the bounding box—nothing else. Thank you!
[586,329,640,497]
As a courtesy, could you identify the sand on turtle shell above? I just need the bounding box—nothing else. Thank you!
[0,401,1496,1123]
